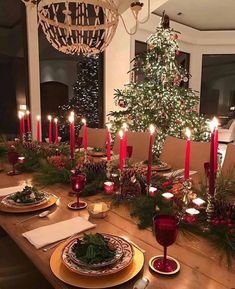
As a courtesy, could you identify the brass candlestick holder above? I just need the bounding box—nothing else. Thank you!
[106,160,112,180]
[206,191,215,224]
[180,178,192,220]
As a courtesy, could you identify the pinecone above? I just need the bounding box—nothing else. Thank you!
[84,161,107,174]
[122,175,142,201]
[211,200,235,232]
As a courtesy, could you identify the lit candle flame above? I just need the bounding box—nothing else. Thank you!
[119,129,124,139]
[68,113,74,123]
[186,208,200,215]
[106,123,112,131]
[36,115,41,121]
[82,118,86,125]
[18,111,23,119]
[212,117,219,128]
[209,117,218,133]
[192,198,205,206]
[26,110,30,115]
[149,124,155,135]
[185,127,191,139]
[162,192,174,199]
[48,115,52,121]
[122,122,128,131]
[54,118,58,123]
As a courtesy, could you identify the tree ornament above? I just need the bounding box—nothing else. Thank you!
[118,99,127,108]
[183,76,189,82]
[171,34,178,40]
[175,50,180,56]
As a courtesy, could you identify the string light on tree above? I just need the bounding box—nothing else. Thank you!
[59,56,100,139]
[110,13,209,157]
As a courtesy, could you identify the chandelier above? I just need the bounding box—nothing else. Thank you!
[21,0,150,55]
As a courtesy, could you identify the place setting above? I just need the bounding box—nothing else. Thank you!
[0,185,58,213]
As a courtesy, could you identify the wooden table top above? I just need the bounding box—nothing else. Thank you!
[0,172,234,289]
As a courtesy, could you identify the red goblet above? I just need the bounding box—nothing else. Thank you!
[126,146,133,159]
[152,215,179,274]
[7,151,20,176]
[68,174,87,210]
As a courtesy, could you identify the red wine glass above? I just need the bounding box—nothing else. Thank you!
[153,215,179,273]
[126,146,133,158]
[7,151,20,175]
[69,174,87,209]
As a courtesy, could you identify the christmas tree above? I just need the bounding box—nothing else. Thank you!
[59,56,100,138]
[109,14,208,157]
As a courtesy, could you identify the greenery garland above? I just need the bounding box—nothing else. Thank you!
[0,141,234,266]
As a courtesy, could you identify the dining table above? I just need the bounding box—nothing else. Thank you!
[0,172,234,289]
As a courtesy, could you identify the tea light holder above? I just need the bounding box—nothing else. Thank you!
[104,181,115,194]
[162,192,174,200]
[185,208,200,215]
[192,197,205,207]
[149,186,157,197]
[185,207,200,223]
[18,157,25,164]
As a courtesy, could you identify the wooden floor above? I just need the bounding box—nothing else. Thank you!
[0,172,234,289]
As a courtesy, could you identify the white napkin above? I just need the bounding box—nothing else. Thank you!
[22,217,96,249]
[0,185,25,197]
[163,169,197,179]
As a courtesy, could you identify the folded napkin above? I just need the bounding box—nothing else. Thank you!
[22,217,96,249]
[0,185,25,197]
[163,169,197,179]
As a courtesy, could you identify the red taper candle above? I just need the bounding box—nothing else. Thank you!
[209,120,216,196]
[48,115,52,144]
[82,119,87,150]
[106,123,112,161]
[147,124,155,186]
[36,115,41,142]
[18,111,23,144]
[119,130,124,172]
[26,110,31,133]
[69,112,75,160]
[184,128,191,180]
[54,118,59,144]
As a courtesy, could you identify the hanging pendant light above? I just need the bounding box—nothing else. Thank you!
[37,0,119,55]
[21,0,150,56]
[21,0,37,5]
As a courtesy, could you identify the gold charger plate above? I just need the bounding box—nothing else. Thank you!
[0,194,58,213]
[50,240,145,289]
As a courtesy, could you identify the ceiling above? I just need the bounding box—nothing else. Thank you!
[0,0,22,29]
[154,0,235,30]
